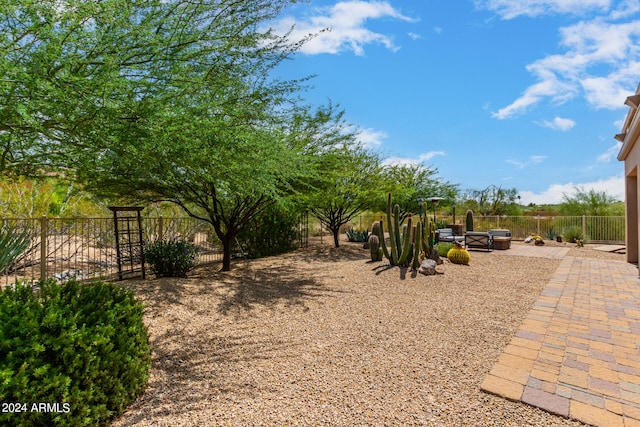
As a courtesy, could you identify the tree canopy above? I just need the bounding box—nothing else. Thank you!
[305,141,382,248]
[377,163,458,222]
[559,188,621,216]
[461,185,521,216]
[1,0,322,270]
[1,0,308,176]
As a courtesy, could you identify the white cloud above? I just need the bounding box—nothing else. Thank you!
[474,0,611,20]
[408,32,422,40]
[610,0,640,19]
[356,128,388,148]
[507,155,547,169]
[271,1,417,56]
[518,174,624,204]
[489,7,640,119]
[382,151,445,166]
[419,151,445,161]
[530,155,547,163]
[538,116,576,130]
[506,159,526,169]
[597,141,623,162]
[492,79,576,119]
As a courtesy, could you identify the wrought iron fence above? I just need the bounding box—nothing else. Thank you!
[470,215,625,243]
[346,214,626,244]
[1,216,223,285]
[4,213,625,284]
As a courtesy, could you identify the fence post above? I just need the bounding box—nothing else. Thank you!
[537,217,541,236]
[40,216,48,281]
[582,216,586,239]
[158,217,164,241]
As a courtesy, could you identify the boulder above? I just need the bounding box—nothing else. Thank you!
[419,259,444,276]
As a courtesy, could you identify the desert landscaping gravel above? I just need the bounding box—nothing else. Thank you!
[112,240,626,426]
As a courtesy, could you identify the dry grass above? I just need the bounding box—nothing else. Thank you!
[111,239,625,426]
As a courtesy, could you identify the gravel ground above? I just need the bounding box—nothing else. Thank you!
[112,239,626,426]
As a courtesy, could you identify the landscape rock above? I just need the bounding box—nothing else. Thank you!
[419,259,444,276]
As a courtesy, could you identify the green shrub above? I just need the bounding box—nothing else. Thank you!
[435,219,449,230]
[562,226,585,243]
[434,242,455,257]
[144,239,198,277]
[0,279,150,426]
[345,228,369,243]
[235,205,299,259]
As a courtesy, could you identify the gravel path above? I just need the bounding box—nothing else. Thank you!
[112,239,626,426]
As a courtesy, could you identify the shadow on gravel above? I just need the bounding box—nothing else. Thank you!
[297,242,370,262]
[214,264,332,315]
[371,263,419,280]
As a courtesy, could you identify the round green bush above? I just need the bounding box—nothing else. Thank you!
[235,205,300,259]
[144,239,198,277]
[562,226,585,243]
[434,242,455,257]
[0,279,150,426]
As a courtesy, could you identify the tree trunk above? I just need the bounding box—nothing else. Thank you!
[221,235,233,271]
[331,227,340,248]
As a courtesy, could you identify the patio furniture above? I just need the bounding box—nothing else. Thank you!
[489,229,511,250]
[436,228,465,244]
[489,229,511,238]
[465,231,493,251]
[492,236,511,250]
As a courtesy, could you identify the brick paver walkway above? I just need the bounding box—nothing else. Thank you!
[481,256,640,427]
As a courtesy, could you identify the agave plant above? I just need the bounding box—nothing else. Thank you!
[0,224,32,275]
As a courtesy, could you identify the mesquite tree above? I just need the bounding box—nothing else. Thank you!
[305,142,383,248]
[1,0,311,177]
[3,0,316,271]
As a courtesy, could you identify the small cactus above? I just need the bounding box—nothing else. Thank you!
[371,222,381,237]
[465,210,474,232]
[447,242,470,265]
[368,234,383,261]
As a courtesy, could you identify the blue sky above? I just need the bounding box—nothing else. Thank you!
[269,0,640,205]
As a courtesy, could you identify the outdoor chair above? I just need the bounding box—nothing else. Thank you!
[464,231,493,251]
[436,228,465,244]
[488,229,511,238]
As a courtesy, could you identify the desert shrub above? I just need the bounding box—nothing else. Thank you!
[562,226,585,243]
[435,219,449,230]
[345,228,369,242]
[144,239,198,277]
[0,279,150,426]
[235,205,299,259]
[434,242,455,257]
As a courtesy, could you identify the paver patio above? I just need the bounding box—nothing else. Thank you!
[481,251,640,427]
[498,243,571,259]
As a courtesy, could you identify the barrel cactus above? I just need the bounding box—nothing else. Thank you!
[447,242,470,265]
[368,234,383,261]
